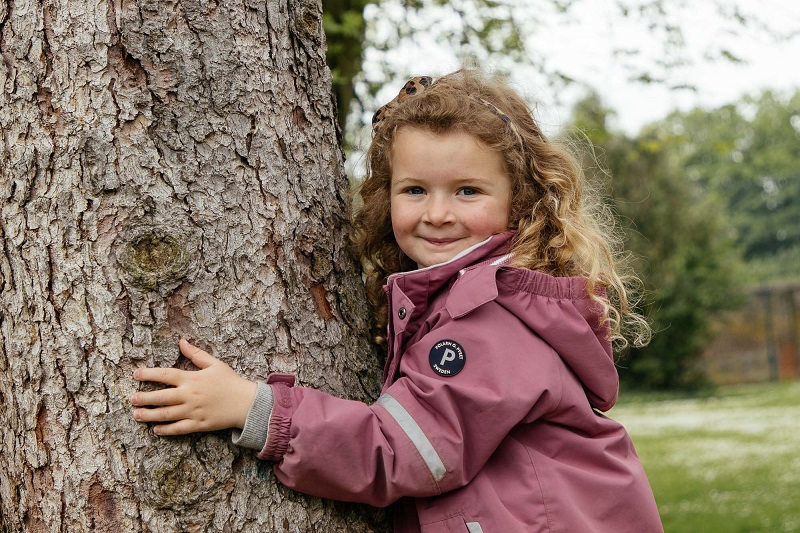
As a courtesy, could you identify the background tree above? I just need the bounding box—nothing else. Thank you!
[0,0,386,531]
[322,0,369,135]
[655,90,800,282]
[570,94,743,389]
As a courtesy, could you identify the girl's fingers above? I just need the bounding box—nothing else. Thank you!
[179,338,218,369]
[133,405,184,424]
[130,388,181,407]
[133,366,183,386]
[133,340,219,386]
[151,419,198,437]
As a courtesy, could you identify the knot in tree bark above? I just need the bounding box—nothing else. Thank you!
[117,225,193,293]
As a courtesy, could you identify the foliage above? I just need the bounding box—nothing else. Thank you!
[570,93,744,389]
[340,0,542,147]
[746,244,800,284]
[321,0,789,149]
[322,0,371,135]
[649,90,800,283]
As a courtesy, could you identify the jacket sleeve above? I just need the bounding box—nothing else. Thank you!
[262,301,564,507]
[231,381,273,450]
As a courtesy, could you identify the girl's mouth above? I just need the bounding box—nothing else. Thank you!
[424,238,460,245]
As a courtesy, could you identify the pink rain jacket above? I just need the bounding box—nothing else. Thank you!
[258,232,663,532]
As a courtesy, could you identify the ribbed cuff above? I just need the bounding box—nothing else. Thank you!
[231,381,273,450]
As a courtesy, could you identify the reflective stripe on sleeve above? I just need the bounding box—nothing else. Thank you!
[466,522,484,533]
[376,393,447,482]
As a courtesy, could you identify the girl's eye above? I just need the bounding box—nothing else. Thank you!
[459,187,478,196]
[407,186,425,195]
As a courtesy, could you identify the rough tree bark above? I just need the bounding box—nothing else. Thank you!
[0,0,387,531]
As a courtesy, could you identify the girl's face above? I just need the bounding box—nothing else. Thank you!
[390,127,512,268]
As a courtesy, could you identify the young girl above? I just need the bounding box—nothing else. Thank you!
[131,70,663,532]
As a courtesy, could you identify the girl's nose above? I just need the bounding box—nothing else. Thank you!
[422,196,455,225]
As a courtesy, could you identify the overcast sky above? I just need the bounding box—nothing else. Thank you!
[541,0,800,134]
[363,0,800,136]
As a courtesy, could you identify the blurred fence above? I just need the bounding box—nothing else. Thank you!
[702,282,800,385]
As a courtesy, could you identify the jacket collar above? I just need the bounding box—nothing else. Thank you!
[386,232,514,312]
[388,231,512,280]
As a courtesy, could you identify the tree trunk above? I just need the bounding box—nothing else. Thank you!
[0,0,387,531]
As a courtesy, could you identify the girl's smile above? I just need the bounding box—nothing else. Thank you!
[390,127,512,268]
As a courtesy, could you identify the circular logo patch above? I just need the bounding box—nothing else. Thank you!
[429,339,466,377]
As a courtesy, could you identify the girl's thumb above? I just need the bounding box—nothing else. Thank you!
[179,338,217,369]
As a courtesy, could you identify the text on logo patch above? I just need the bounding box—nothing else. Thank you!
[429,339,466,377]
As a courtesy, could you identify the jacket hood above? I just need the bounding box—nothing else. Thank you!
[391,232,618,411]
[492,267,617,410]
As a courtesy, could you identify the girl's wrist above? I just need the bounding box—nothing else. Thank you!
[231,381,273,450]
[234,379,258,429]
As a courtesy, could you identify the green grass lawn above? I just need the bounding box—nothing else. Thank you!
[611,381,800,533]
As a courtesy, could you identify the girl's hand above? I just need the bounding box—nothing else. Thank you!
[131,338,257,436]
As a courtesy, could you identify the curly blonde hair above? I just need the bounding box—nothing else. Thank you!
[351,70,650,350]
